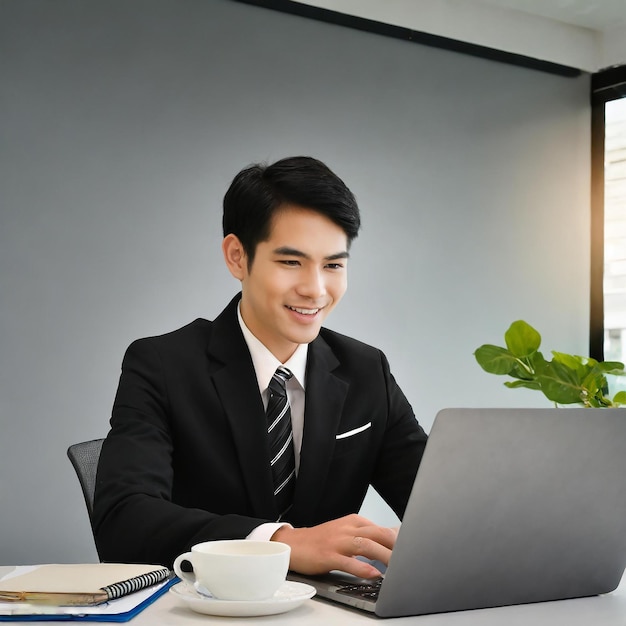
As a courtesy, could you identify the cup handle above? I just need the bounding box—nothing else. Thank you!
[173,552,195,587]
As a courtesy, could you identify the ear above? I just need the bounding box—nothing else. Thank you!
[222,234,248,280]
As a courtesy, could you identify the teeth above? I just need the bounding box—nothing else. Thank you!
[288,306,319,315]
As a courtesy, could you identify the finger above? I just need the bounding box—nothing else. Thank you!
[340,516,387,533]
[350,535,393,566]
[354,524,398,550]
[332,554,384,579]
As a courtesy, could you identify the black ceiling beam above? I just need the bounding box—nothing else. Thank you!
[592,64,626,104]
[233,0,582,78]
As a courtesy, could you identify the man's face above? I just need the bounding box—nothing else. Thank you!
[239,205,349,362]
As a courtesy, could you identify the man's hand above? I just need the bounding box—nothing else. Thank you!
[271,514,398,578]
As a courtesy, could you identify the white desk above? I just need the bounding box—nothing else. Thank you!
[2,567,626,625]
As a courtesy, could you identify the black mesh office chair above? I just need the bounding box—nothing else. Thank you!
[67,438,104,522]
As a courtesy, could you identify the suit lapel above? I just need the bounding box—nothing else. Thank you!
[205,296,350,523]
[292,334,349,519]
[206,295,278,520]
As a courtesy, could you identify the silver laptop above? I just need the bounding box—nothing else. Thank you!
[289,408,626,617]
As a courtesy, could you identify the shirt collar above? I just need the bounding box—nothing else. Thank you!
[237,302,308,392]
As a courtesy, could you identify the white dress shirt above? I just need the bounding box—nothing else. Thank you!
[237,304,308,538]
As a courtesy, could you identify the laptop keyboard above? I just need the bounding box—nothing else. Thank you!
[336,577,383,601]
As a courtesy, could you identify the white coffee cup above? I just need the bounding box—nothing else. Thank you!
[173,540,291,601]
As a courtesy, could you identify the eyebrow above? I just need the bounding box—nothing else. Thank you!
[272,246,350,261]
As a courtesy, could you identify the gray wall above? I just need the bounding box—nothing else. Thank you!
[0,0,591,565]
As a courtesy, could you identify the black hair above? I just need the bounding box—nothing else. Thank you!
[222,156,361,266]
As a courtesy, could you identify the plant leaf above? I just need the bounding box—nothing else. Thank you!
[504,320,541,358]
[612,391,626,406]
[474,344,519,375]
[552,351,589,374]
[504,380,542,390]
[536,361,585,405]
[597,361,626,375]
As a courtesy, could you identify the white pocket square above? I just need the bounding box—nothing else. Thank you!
[336,422,372,440]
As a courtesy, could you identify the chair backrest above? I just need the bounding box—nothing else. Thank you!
[67,438,104,522]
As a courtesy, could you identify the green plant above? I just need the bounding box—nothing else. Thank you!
[474,320,626,408]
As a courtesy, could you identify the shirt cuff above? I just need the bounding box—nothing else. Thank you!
[246,522,293,541]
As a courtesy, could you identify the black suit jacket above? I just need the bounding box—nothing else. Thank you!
[93,294,427,566]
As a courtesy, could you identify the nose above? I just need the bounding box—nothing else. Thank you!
[297,266,327,299]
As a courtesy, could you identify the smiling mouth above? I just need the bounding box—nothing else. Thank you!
[286,305,321,316]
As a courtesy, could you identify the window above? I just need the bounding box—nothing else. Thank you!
[590,65,626,362]
[604,99,626,363]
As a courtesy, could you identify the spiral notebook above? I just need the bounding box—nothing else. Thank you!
[0,564,170,606]
[0,564,176,622]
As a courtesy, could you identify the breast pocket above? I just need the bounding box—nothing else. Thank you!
[333,421,372,458]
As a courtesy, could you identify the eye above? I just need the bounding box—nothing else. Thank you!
[278,259,300,266]
[325,263,345,270]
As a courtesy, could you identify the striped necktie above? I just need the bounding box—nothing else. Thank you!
[266,366,295,518]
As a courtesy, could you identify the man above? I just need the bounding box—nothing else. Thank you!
[93,156,427,579]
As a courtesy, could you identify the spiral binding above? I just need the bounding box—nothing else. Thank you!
[101,568,170,601]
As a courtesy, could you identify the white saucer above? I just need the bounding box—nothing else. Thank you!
[170,580,316,617]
